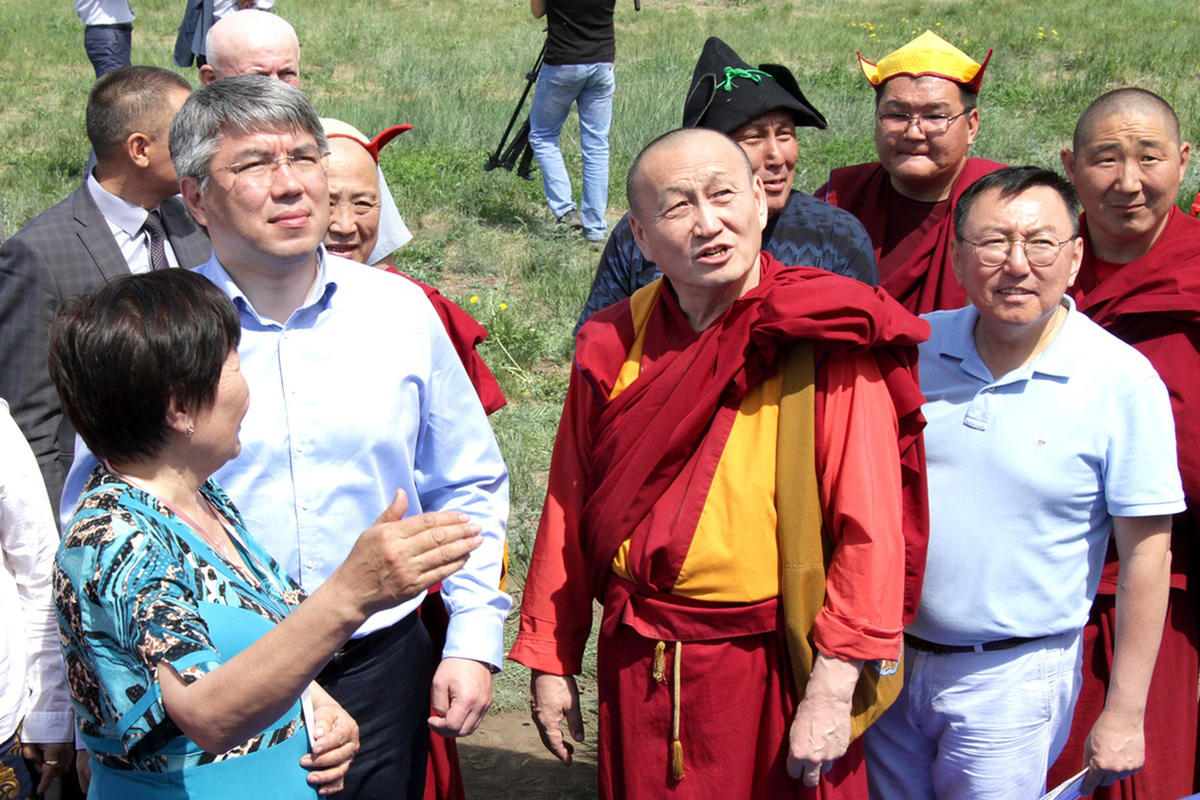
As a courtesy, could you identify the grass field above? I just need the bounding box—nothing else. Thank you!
[2,0,1199,709]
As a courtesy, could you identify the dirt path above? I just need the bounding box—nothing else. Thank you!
[459,710,598,799]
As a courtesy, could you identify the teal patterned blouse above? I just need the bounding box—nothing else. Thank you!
[55,467,308,775]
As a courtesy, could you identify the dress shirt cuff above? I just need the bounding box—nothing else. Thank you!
[20,709,74,744]
[442,604,508,671]
[812,607,902,663]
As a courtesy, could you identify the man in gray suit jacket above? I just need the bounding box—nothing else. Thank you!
[0,66,211,514]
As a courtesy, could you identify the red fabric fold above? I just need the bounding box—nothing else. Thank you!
[816,158,1005,314]
[575,253,932,623]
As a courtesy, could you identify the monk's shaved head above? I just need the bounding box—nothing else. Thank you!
[1073,88,1180,153]
[626,128,754,218]
[1063,86,1190,262]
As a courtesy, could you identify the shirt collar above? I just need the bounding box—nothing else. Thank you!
[935,296,1080,383]
[196,245,339,329]
[86,171,150,236]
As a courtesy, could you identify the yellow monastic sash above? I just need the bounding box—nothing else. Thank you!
[776,342,903,741]
[609,281,779,601]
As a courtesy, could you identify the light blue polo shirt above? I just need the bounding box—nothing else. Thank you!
[911,299,1184,646]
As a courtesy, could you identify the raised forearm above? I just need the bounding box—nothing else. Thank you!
[158,576,365,753]
[160,499,481,753]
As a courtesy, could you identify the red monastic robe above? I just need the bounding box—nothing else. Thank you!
[388,268,507,415]
[1048,207,1200,798]
[511,254,929,799]
[815,158,1005,314]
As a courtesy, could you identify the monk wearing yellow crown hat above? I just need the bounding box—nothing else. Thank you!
[816,31,1005,314]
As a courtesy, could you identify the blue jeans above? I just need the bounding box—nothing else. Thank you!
[865,631,1083,800]
[528,61,614,241]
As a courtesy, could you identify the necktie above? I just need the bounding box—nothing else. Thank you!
[142,209,170,271]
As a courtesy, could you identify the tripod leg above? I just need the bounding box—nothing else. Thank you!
[486,43,547,170]
[499,118,532,171]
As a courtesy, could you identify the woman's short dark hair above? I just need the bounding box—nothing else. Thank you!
[49,270,241,465]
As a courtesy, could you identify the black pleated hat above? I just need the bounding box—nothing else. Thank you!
[681,37,827,133]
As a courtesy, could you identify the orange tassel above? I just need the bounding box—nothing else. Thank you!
[652,640,666,683]
[670,739,685,781]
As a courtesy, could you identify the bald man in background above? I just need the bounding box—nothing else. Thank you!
[1048,87,1200,800]
[199,8,298,86]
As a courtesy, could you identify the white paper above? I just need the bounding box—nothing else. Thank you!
[1039,768,1088,800]
[301,687,317,750]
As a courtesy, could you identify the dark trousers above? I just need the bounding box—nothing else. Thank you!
[83,23,132,78]
[317,613,432,800]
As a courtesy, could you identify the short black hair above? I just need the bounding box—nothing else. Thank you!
[86,66,191,162]
[954,166,1080,239]
[1072,87,1180,153]
[49,270,241,465]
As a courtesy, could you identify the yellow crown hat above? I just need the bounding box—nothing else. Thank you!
[858,30,992,93]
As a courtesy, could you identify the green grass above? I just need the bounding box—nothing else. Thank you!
[3,0,1199,711]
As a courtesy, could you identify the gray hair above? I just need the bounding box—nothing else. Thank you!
[170,74,327,189]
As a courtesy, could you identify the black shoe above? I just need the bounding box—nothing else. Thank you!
[556,209,583,229]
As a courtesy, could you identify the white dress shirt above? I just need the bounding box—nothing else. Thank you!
[0,399,72,743]
[86,173,181,274]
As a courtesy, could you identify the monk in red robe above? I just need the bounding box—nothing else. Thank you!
[1049,87,1200,799]
[321,117,506,416]
[510,128,930,799]
[815,31,1004,314]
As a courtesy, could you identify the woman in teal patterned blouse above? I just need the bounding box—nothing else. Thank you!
[49,270,483,799]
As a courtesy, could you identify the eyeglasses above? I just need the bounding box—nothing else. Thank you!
[958,236,1074,268]
[876,110,970,135]
[204,151,329,187]
[329,196,381,217]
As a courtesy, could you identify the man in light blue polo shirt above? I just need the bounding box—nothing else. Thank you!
[864,167,1182,800]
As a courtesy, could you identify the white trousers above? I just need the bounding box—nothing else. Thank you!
[865,630,1083,800]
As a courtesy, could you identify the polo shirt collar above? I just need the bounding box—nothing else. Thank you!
[937,296,1081,384]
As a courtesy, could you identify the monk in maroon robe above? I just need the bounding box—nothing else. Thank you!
[1050,87,1200,799]
[511,128,930,799]
[815,31,1004,314]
